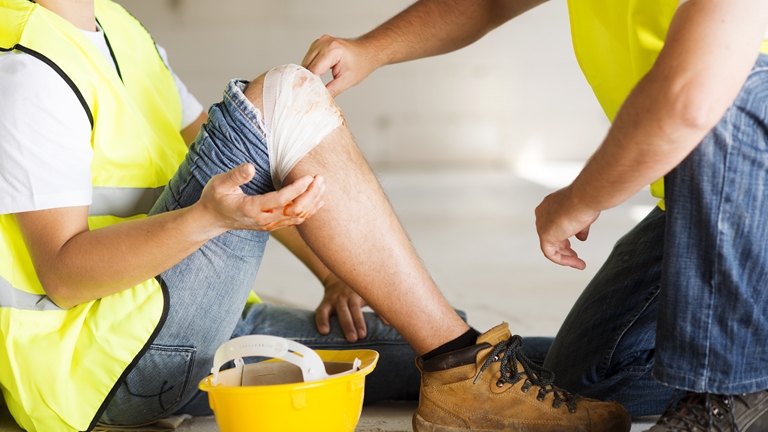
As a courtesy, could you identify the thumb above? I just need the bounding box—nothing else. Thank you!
[325,79,346,98]
[575,225,590,242]
[224,163,255,189]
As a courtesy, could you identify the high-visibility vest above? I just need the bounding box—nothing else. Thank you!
[0,0,187,430]
[567,0,768,207]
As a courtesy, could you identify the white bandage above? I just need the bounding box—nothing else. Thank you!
[262,64,344,189]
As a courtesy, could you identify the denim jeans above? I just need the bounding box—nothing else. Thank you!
[99,80,419,425]
[542,54,768,417]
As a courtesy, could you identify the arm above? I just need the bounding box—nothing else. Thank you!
[535,0,768,269]
[302,0,547,97]
[272,226,385,343]
[16,165,325,309]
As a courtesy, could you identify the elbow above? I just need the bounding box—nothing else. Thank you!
[660,72,732,135]
[39,278,79,309]
[672,94,724,133]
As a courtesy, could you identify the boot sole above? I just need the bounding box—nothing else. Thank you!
[413,411,631,432]
[413,412,495,432]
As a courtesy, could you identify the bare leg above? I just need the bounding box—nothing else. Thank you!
[245,74,468,354]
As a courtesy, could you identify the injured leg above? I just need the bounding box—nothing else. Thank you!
[244,65,469,354]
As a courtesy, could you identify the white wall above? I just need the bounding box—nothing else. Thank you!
[119,0,609,169]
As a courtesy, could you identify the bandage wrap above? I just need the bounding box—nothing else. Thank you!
[262,64,344,188]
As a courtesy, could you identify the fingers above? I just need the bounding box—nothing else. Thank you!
[302,35,341,76]
[541,240,587,270]
[261,175,324,215]
[315,297,367,343]
[335,302,363,343]
[316,278,370,343]
[324,66,348,99]
[244,175,325,231]
[302,35,366,98]
[315,303,332,335]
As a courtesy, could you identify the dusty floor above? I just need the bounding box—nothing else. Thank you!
[0,168,661,431]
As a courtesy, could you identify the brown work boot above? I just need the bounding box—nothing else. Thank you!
[413,323,631,432]
[645,390,768,431]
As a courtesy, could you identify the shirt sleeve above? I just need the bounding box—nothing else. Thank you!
[155,44,205,130]
[0,52,94,214]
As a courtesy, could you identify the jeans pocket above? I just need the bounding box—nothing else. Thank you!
[103,345,197,425]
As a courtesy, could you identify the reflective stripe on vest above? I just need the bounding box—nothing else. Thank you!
[90,186,165,217]
[0,276,61,311]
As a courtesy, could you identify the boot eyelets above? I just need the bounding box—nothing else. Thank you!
[568,405,577,414]
[712,406,725,419]
[496,379,505,388]
[536,389,546,402]
[521,380,532,393]
[492,355,500,362]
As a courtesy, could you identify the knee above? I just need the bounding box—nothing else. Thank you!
[243,73,267,112]
[245,64,344,188]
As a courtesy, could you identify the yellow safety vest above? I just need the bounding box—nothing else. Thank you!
[567,0,768,208]
[0,0,187,430]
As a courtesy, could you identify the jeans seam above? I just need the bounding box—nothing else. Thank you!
[705,114,735,385]
[173,155,203,211]
[599,283,661,377]
[223,88,266,140]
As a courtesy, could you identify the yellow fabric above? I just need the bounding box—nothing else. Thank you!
[567,0,768,209]
[246,290,262,305]
[0,0,185,430]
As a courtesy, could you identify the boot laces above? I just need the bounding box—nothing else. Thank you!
[659,391,748,432]
[473,335,579,413]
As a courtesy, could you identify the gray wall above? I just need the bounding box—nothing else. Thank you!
[120,0,609,169]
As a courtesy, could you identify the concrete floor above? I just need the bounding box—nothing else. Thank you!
[0,168,660,431]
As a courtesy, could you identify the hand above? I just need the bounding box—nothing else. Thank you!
[534,186,600,270]
[302,35,380,98]
[315,274,389,343]
[199,163,325,233]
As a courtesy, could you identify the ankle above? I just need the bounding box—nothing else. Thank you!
[422,328,480,361]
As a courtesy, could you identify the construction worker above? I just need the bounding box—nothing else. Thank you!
[0,0,629,430]
[304,0,768,430]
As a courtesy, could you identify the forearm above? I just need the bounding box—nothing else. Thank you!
[360,0,547,68]
[17,204,223,308]
[568,73,714,212]
[17,165,325,309]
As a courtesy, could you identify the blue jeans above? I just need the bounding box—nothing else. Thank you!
[542,54,768,417]
[99,80,419,425]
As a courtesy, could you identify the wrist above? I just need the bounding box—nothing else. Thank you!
[187,201,228,240]
[321,272,341,288]
[356,34,394,70]
[561,183,601,217]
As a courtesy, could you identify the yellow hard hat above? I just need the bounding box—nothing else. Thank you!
[199,335,379,432]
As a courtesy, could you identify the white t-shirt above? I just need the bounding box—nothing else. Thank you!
[0,24,203,215]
